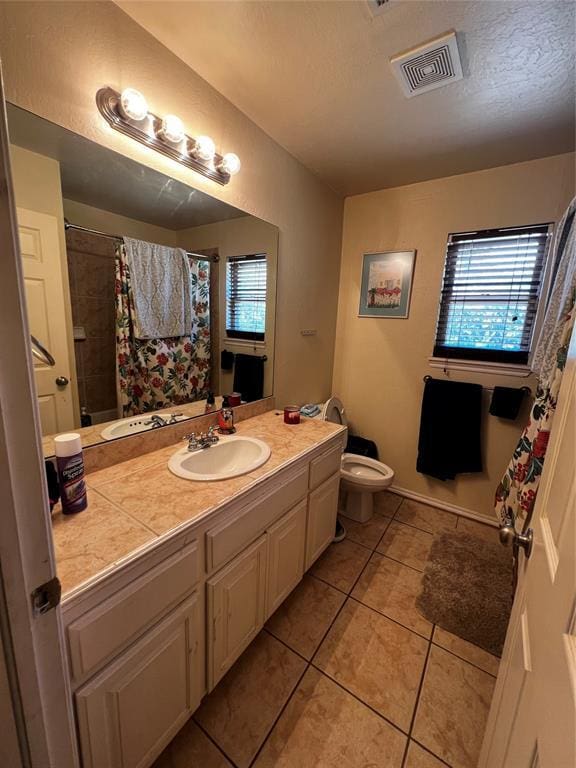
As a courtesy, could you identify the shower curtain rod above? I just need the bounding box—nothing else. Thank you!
[64,220,219,262]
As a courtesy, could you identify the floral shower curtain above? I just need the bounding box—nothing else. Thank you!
[115,243,211,416]
[495,198,576,528]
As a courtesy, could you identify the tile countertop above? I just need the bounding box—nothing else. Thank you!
[52,410,346,597]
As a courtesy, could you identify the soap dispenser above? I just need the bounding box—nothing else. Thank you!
[218,395,236,434]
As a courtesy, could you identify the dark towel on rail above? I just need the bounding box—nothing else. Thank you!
[221,349,234,370]
[489,386,525,420]
[417,378,483,481]
[233,354,265,403]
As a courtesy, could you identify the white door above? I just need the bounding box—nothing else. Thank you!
[0,64,78,766]
[18,206,75,433]
[480,329,576,767]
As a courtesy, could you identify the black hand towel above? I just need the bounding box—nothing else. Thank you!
[489,386,526,420]
[417,378,483,481]
[233,354,265,403]
[220,349,234,370]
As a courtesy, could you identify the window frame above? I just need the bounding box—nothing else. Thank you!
[431,222,554,371]
[225,253,267,343]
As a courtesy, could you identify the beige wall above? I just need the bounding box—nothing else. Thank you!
[63,199,180,247]
[333,153,575,519]
[180,216,278,398]
[8,144,80,425]
[0,1,343,407]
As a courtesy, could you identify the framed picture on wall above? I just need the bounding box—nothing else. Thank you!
[358,250,416,318]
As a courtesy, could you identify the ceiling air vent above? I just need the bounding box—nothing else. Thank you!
[390,30,463,98]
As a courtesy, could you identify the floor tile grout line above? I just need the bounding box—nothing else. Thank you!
[409,737,453,767]
[401,627,434,768]
[192,717,241,768]
[430,639,499,678]
[309,662,413,739]
[247,588,354,768]
[347,594,432,641]
[372,550,426,575]
[262,626,311,665]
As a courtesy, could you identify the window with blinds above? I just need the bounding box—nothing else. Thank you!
[226,254,267,341]
[433,223,552,365]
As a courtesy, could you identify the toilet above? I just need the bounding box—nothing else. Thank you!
[320,397,395,523]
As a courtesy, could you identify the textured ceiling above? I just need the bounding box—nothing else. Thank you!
[117,0,575,197]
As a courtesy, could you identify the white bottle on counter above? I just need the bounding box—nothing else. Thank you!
[54,432,87,514]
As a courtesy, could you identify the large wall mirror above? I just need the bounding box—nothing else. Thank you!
[7,105,278,457]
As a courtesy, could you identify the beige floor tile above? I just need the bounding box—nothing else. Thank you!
[413,645,496,768]
[374,490,403,518]
[395,499,458,534]
[340,513,391,550]
[314,599,428,731]
[352,553,433,638]
[194,632,306,768]
[152,720,232,768]
[376,521,434,571]
[265,575,346,659]
[456,516,499,544]
[310,539,371,593]
[433,626,500,676]
[253,668,407,768]
[405,741,448,767]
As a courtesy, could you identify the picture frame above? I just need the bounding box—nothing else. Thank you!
[358,250,416,318]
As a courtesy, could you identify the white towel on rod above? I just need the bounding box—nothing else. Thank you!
[123,237,192,339]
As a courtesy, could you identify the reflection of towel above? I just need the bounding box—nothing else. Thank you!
[489,387,526,420]
[233,354,265,403]
[124,237,191,339]
[221,349,235,370]
[417,378,483,481]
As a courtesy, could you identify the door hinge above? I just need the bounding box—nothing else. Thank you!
[31,576,61,616]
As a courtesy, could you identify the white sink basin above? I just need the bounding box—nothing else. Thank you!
[168,435,271,481]
[100,414,188,441]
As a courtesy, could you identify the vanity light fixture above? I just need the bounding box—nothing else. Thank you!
[96,86,240,185]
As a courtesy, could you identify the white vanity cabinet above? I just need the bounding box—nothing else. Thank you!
[207,534,268,688]
[75,593,202,768]
[65,433,344,768]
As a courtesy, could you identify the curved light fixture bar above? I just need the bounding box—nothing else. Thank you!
[96,87,237,186]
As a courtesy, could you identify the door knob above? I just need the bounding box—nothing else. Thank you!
[55,376,69,387]
[499,523,533,559]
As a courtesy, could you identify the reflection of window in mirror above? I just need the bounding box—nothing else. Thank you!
[226,255,267,341]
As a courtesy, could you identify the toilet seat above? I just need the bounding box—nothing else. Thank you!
[340,453,394,489]
[322,396,347,426]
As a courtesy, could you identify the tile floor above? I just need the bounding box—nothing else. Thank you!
[153,494,500,768]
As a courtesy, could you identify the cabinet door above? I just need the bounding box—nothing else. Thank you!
[207,535,268,690]
[75,593,201,768]
[305,471,340,569]
[266,500,307,619]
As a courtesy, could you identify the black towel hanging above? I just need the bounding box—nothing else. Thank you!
[417,377,483,481]
[489,386,529,420]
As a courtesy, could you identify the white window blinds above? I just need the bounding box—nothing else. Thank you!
[433,223,552,365]
[226,254,267,341]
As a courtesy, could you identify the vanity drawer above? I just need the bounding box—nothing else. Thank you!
[309,442,342,490]
[206,463,308,572]
[67,541,199,681]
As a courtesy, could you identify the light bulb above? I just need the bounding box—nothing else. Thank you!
[159,114,185,144]
[118,88,148,122]
[218,152,241,176]
[192,135,216,162]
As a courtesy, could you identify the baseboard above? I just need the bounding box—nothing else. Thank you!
[389,484,499,527]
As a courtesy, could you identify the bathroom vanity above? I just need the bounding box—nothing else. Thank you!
[53,409,345,768]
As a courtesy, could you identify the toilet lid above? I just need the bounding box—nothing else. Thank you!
[322,396,347,426]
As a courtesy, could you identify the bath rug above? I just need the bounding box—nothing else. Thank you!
[416,531,514,656]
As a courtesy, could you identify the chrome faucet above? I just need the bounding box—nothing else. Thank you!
[183,426,219,452]
[145,414,168,428]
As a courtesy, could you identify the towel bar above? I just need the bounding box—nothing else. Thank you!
[422,375,531,396]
